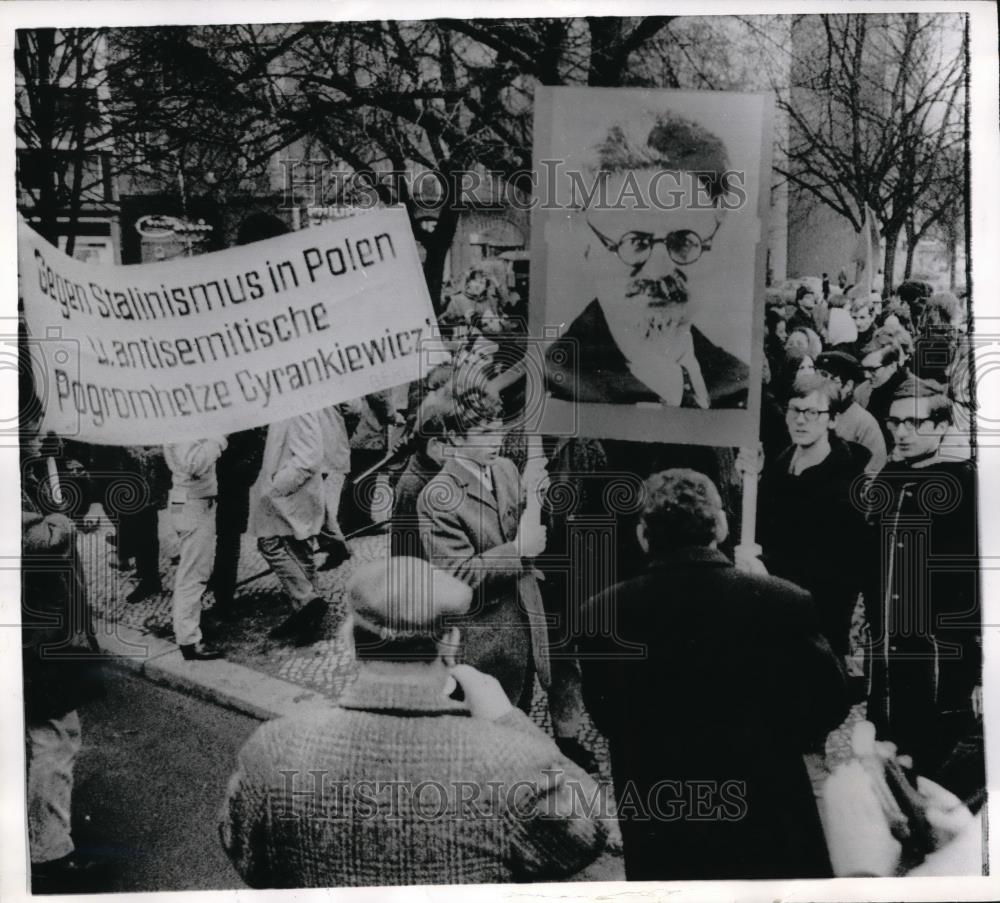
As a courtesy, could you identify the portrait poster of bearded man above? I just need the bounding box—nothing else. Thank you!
[530,88,772,446]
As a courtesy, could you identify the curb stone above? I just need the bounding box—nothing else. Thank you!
[97,616,331,722]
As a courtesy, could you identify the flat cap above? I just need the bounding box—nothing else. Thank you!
[815,350,862,384]
[347,556,472,639]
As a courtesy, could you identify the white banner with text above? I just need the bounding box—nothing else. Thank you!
[19,208,435,445]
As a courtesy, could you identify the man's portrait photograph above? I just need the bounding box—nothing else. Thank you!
[532,88,770,444]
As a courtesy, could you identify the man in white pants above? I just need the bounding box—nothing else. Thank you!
[164,437,227,660]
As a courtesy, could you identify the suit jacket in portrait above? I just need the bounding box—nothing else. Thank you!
[580,547,848,881]
[220,670,607,887]
[546,298,749,408]
[417,456,551,702]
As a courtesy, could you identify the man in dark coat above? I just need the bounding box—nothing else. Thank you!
[864,376,981,785]
[580,468,848,881]
[543,110,749,410]
[757,372,871,657]
[210,426,267,614]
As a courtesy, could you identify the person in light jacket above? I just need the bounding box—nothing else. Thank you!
[164,437,228,660]
[315,403,352,571]
[249,412,328,641]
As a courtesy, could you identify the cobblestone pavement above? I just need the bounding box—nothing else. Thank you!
[82,514,865,831]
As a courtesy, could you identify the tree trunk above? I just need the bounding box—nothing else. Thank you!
[903,220,917,280]
[421,202,460,313]
[882,223,900,296]
[587,18,623,87]
[30,32,60,248]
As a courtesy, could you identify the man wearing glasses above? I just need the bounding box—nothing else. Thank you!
[544,112,749,408]
[864,376,981,791]
[756,373,870,659]
[859,343,908,451]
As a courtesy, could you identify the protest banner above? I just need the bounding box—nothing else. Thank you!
[18,207,436,445]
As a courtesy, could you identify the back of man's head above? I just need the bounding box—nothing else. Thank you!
[640,469,726,553]
[348,557,472,662]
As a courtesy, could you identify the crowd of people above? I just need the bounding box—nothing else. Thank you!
[21,217,983,888]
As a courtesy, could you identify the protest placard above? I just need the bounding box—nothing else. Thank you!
[18,207,435,445]
[530,87,773,446]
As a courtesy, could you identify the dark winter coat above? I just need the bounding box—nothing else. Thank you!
[580,547,848,880]
[757,435,872,654]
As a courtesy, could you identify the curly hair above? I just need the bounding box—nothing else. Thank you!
[593,111,732,202]
[418,387,503,441]
[640,469,724,551]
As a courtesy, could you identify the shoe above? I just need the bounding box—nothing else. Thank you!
[180,641,224,661]
[316,537,352,571]
[125,580,162,605]
[270,597,329,641]
[555,737,601,775]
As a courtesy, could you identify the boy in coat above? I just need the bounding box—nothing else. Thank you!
[416,389,550,710]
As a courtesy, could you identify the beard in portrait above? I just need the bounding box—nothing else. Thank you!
[545,111,750,410]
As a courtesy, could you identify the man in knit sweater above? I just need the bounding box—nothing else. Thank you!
[220,557,608,887]
[164,437,228,660]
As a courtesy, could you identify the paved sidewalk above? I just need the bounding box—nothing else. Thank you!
[86,521,590,732]
[87,519,631,880]
[83,515,865,883]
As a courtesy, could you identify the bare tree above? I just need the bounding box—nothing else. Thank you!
[15,28,115,253]
[106,18,680,306]
[745,12,967,293]
[902,143,963,281]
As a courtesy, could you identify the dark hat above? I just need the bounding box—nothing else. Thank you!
[815,350,862,384]
[347,557,472,639]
